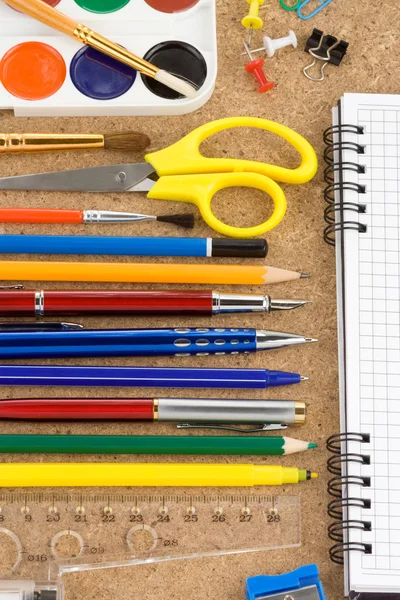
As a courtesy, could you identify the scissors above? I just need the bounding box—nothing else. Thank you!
[0,117,317,238]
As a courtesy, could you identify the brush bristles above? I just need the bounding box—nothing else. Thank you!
[157,213,195,229]
[104,132,151,152]
[154,70,198,99]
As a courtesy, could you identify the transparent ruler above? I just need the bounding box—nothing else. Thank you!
[0,493,300,587]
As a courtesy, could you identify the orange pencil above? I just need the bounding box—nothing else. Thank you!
[0,261,308,285]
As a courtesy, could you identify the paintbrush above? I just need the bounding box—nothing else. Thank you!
[0,208,195,229]
[3,0,198,98]
[0,132,151,154]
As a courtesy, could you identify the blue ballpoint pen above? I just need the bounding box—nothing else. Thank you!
[0,365,307,388]
[0,327,317,359]
[0,234,267,258]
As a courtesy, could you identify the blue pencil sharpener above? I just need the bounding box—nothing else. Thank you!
[246,564,326,600]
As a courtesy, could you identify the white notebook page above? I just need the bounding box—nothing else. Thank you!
[339,93,400,594]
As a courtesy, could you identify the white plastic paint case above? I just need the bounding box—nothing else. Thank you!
[0,0,217,116]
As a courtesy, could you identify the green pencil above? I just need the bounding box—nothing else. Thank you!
[0,434,317,456]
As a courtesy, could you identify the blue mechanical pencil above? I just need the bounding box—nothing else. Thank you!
[0,327,317,359]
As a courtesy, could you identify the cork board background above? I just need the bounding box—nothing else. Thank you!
[0,1,397,598]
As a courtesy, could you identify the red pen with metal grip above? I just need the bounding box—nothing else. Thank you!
[0,288,308,316]
[0,398,303,427]
[0,290,212,316]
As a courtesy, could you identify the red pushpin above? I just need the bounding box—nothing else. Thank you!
[243,41,274,93]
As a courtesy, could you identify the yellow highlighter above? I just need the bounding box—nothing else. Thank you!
[0,463,318,487]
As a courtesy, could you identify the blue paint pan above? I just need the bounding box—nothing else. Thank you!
[70,47,137,100]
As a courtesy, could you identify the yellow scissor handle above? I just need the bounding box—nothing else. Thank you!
[147,172,287,238]
[145,117,318,184]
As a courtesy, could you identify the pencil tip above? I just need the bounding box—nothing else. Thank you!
[308,443,318,449]
[305,338,318,343]
[300,273,311,278]
[300,376,309,381]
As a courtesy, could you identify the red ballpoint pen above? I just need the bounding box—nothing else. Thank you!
[0,398,304,430]
[0,287,309,317]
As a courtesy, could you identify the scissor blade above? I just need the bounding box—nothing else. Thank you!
[0,163,155,192]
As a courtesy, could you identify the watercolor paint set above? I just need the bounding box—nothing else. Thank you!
[0,0,216,116]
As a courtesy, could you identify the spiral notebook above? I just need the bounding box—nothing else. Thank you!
[324,93,400,599]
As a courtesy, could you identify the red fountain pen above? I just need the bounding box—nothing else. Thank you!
[0,287,309,317]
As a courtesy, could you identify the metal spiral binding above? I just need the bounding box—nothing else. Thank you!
[323,124,365,145]
[326,432,372,565]
[323,123,367,246]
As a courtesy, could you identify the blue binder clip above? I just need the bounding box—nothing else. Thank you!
[246,564,326,600]
[297,0,333,19]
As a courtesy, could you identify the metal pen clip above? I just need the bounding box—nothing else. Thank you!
[0,285,24,290]
[59,322,84,330]
[176,423,288,433]
[0,321,84,331]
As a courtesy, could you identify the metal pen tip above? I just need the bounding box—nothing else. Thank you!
[305,338,318,343]
[300,273,311,279]
[270,299,311,311]
[300,376,309,381]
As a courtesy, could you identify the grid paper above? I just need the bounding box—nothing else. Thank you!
[358,106,400,573]
[338,94,400,593]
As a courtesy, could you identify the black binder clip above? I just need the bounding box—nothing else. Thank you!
[303,28,348,81]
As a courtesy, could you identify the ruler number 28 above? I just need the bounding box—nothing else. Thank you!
[267,514,281,523]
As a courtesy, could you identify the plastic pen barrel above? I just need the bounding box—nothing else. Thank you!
[0,399,156,420]
[0,328,260,359]
[0,235,267,258]
[0,290,214,317]
[0,365,302,388]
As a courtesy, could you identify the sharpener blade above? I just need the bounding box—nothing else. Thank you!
[257,585,321,600]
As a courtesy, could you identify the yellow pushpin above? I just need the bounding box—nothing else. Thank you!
[242,0,264,46]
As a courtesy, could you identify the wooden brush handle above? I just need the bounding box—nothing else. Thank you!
[0,134,104,153]
[4,0,79,37]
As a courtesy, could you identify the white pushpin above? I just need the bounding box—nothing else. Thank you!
[249,30,298,58]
